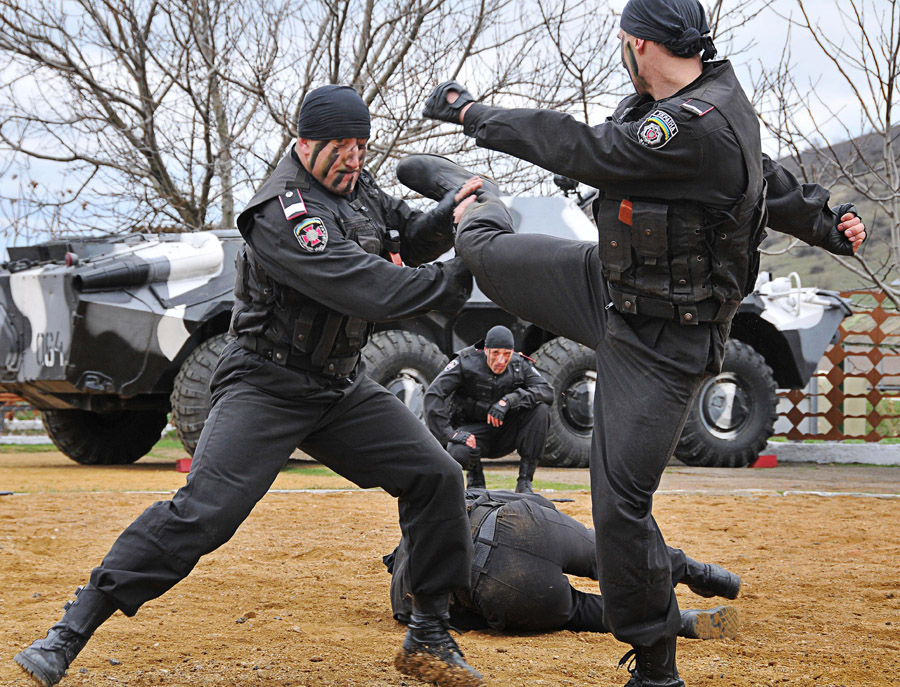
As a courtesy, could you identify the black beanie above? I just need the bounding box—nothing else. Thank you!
[297,85,371,140]
[484,326,514,349]
[620,0,717,61]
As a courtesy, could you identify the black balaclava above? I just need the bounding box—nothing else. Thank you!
[620,0,718,61]
[484,326,515,350]
[297,85,371,140]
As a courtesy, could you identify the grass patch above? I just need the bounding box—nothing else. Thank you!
[486,475,587,491]
[282,466,340,477]
[0,444,56,453]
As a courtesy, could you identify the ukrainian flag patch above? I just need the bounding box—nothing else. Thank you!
[637,110,679,149]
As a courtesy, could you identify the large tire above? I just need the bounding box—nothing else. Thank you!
[532,337,595,468]
[675,339,777,468]
[362,331,448,420]
[41,408,168,465]
[171,334,231,456]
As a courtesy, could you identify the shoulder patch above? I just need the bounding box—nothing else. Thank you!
[680,98,715,117]
[637,110,679,149]
[443,359,459,372]
[279,189,307,220]
[294,217,328,253]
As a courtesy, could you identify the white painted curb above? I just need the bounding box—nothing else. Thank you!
[767,441,900,466]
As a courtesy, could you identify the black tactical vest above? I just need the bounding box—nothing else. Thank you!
[453,347,527,421]
[231,153,398,376]
[594,62,767,325]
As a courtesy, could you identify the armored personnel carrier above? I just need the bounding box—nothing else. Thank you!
[0,231,241,464]
[361,187,852,469]
[0,170,851,468]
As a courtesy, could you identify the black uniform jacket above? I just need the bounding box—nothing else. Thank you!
[424,346,554,445]
[461,61,841,319]
[462,60,836,247]
[231,150,471,371]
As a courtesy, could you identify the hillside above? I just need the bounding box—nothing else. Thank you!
[760,127,898,293]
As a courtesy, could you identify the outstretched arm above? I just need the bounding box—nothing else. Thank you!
[762,154,866,254]
[424,81,699,189]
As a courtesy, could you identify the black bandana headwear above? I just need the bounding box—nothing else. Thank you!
[297,85,371,141]
[484,325,515,349]
[621,0,718,61]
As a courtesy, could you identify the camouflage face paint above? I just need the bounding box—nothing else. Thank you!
[308,141,328,171]
[623,40,649,94]
[304,139,367,195]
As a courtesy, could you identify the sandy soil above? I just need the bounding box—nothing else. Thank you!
[1,449,899,687]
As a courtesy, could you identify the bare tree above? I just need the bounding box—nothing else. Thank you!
[0,0,777,244]
[751,0,900,305]
[0,0,266,234]
[0,0,627,241]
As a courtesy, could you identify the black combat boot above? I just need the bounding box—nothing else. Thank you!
[618,636,684,687]
[396,154,501,201]
[679,605,739,640]
[515,454,538,494]
[15,584,117,687]
[394,594,484,687]
[684,558,742,599]
[466,462,486,490]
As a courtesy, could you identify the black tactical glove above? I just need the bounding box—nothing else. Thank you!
[428,183,476,229]
[423,81,475,124]
[487,399,509,424]
[817,203,861,256]
[449,429,473,446]
[553,174,579,194]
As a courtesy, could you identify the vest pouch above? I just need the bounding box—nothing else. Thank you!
[342,317,369,353]
[340,216,383,255]
[631,201,668,265]
[233,247,251,301]
[290,305,318,354]
[474,380,495,403]
[594,197,632,281]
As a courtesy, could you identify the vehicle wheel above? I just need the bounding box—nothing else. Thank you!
[362,331,448,420]
[171,334,231,456]
[532,337,595,468]
[675,339,777,468]
[41,408,169,465]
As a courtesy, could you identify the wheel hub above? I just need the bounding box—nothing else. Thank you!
[385,368,430,420]
[560,370,595,432]
[698,372,751,440]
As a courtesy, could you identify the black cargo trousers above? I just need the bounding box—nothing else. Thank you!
[455,199,727,648]
[90,341,473,615]
[455,403,550,463]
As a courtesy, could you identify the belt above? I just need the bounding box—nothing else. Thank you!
[608,284,740,325]
[236,334,359,378]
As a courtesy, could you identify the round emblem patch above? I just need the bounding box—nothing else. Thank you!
[637,110,679,149]
[294,217,328,253]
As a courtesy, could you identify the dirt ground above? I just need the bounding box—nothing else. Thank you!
[2,448,900,687]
